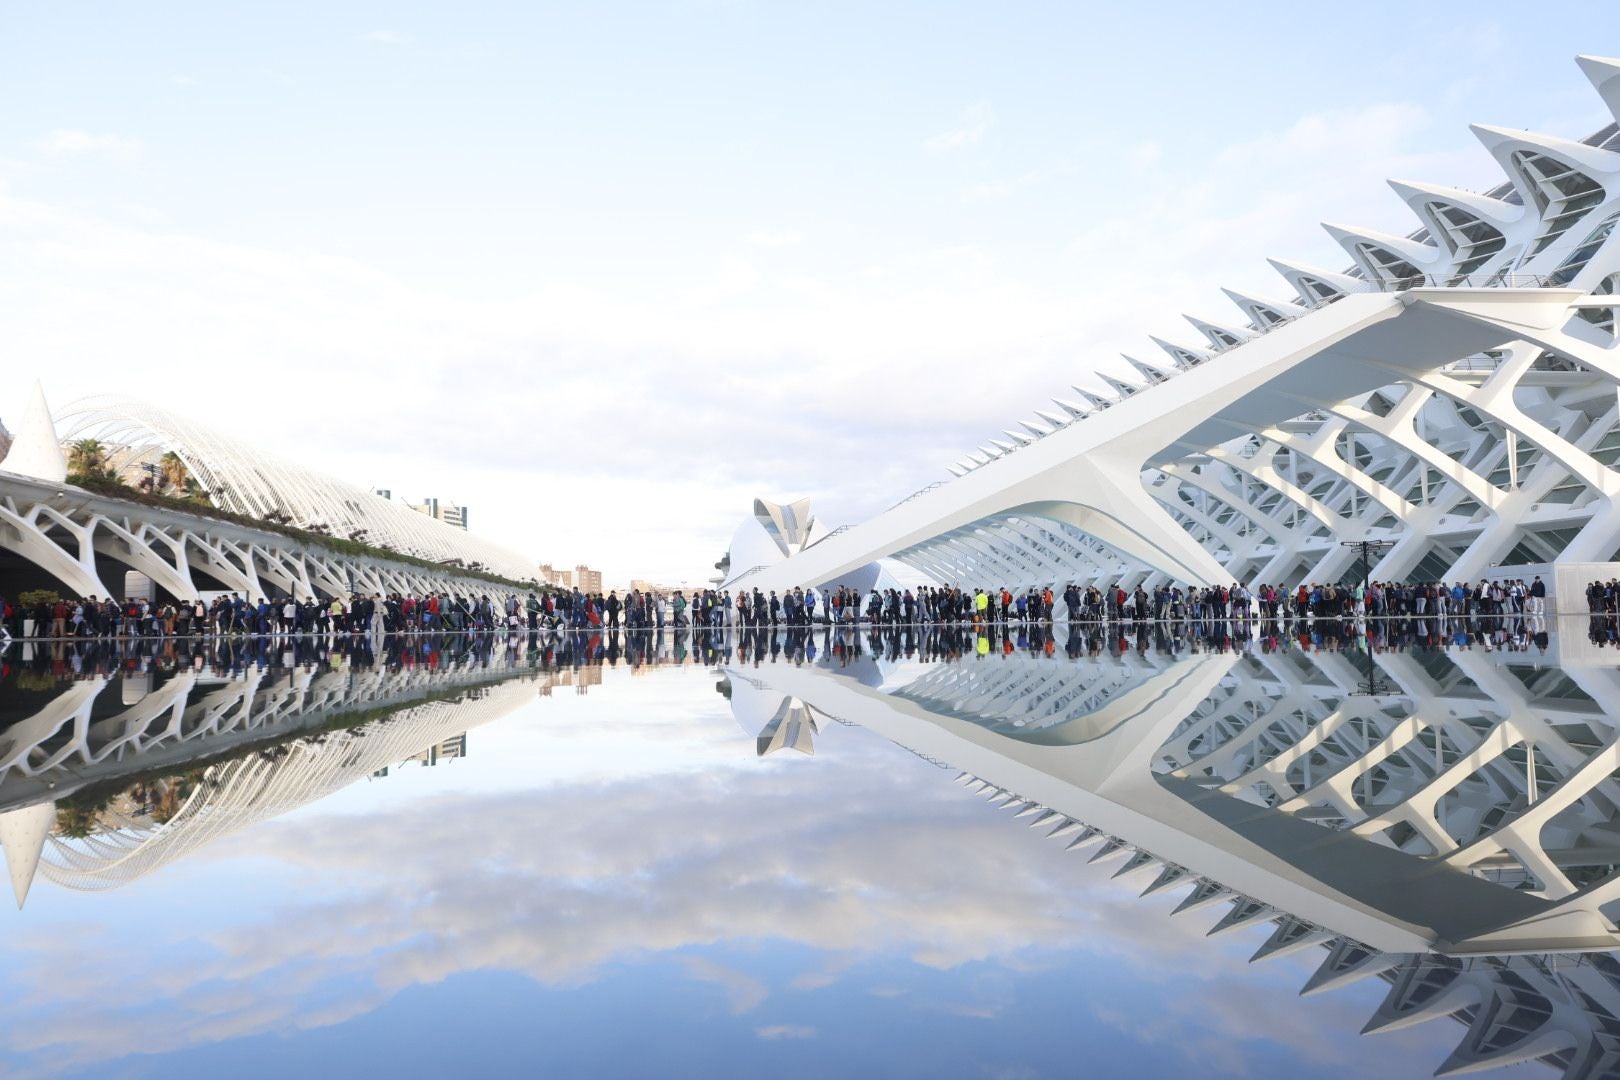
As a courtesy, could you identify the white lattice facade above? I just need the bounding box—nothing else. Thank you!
[53,394,534,581]
[735,56,1620,608]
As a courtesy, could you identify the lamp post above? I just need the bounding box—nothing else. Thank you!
[1339,539,1398,612]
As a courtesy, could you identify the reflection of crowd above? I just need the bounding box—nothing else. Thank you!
[7,601,1616,701]
[720,612,1571,667]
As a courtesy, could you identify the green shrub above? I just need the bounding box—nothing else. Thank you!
[17,589,62,609]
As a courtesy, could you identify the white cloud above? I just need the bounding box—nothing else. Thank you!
[926,101,992,154]
[360,29,407,45]
[755,1024,817,1039]
[36,130,141,161]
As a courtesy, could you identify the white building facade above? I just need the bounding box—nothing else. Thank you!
[731,55,1620,614]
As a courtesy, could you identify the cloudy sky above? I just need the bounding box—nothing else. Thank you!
[1,3,1616,584]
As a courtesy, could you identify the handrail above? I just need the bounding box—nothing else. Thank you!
[887,482,946,511]
[724,565,770,586]
[1376,273,1554,291]
[801,525,850,550]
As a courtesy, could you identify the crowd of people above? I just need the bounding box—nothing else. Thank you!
[0,587,681,640]
[668,576,1570,629]
[5,573,1618,641]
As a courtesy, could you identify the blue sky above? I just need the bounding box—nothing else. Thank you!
[1,3,1617,582]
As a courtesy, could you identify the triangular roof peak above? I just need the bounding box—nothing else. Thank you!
[0,802,55,908]
[1577,54,1620,123]
[0,382,67,484]
[1386,179,1520,227]
[1470,122,1620,175]
[1321,222,1439,263]
[1184,314,1253,351]
[1220,287,1305,330]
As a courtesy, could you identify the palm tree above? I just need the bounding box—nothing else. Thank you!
[159,451,190,493]
[67,438,107,477]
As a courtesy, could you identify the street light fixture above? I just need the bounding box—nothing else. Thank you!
[1339,538,1398,610]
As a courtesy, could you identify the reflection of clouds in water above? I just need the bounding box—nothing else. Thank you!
[1,719,1453,1078]
[684,957,768,1014]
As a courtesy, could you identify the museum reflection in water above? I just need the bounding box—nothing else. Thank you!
[4,616,1620,1077]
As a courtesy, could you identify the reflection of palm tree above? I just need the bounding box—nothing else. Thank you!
[67,438,107,476]
[159,451,189,492]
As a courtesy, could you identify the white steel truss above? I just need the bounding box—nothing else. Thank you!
[733,56,1620,612]
[0,472,528,604]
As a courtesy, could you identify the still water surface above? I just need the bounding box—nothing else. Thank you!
[1,619,1612,1078]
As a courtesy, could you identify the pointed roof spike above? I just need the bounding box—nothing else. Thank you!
[1577,54,1620,124]
[1012,803,1045,819]
[1141,864,1189,897]
[1468,123,1619,216]
[1385,178,1519,229]
[1027,810,1060,829]
[0,801,56,908]
[1220,286,1306,330]
[1469,121,1620,174]
[1111,850,1156,879]
[1033,408,1069,428]
[1321,221,1440,282]
[1052,397,1088,419]
[1431,1021,1572,1078]
[953,772,972,784]
[1099,374,1140,399]
[1086,837,1127,864]
[1047,818,1083,839]
[977,444,1001,459]
[1122,355,1171,383]
[1063,827,1101,851]
[946,463,967,477]
[1207,897,1272,937]
[1266,257,1368,306]
[1250,917,1331,964]
[967,452,989,466]
[1360,959,1467,1034]
[1,382,68,484]
[1300,938,1399,997]
[1004,429,1034,446]
[1078,390,1112,411]
[1184,314,1253,352]
[1171,879,1232,916]
[1148,336,1208,370]
[1019,419,1052,438]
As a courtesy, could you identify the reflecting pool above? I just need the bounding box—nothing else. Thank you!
[2,617,1616,1077]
